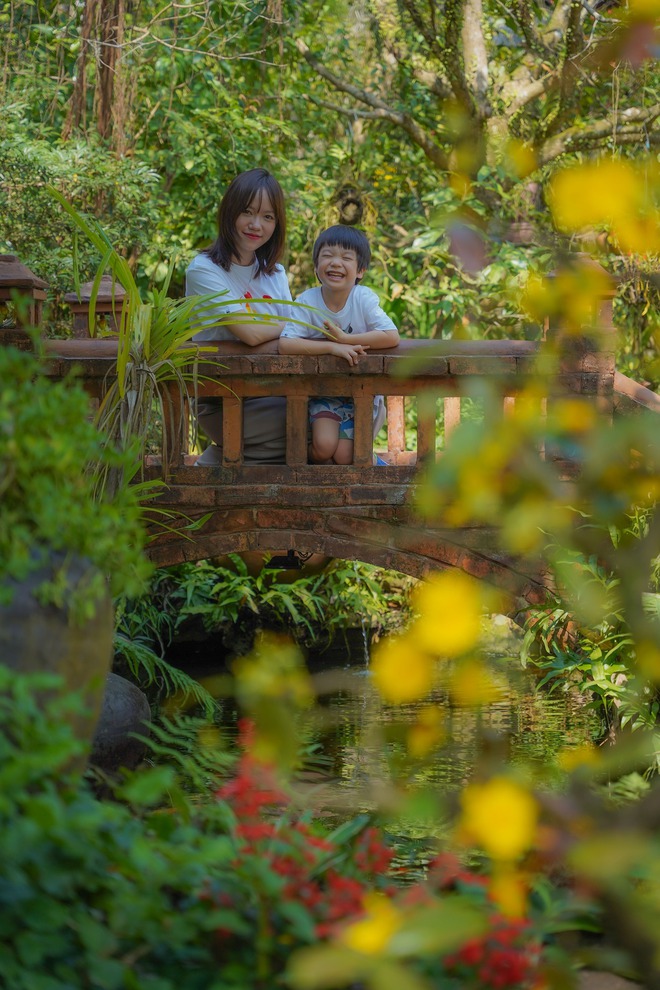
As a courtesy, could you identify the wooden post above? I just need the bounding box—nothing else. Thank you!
[417,394,436,462]
[443,396,461,445]
[387,395,406,464]
[222,396,243,466]
[286,396,309,466]
[353,395,374,466]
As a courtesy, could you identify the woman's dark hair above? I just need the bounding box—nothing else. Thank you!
[205,169,286,274]
[312,225,371,273]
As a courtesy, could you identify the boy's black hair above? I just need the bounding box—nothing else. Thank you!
[312,225,371,272]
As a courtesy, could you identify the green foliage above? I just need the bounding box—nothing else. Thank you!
[0,136,160,330]
[0,344,151,617]
[120,557,416,657]
[522,544,660,770]
[0,666,237,990]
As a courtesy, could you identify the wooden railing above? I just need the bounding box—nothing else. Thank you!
[34,333,629,473]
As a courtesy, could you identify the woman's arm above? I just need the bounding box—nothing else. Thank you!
[225,319,285,346]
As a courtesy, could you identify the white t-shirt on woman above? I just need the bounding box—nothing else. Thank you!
[185,252,292,341]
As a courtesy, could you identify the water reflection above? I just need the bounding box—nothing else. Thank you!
[296,618,599,819]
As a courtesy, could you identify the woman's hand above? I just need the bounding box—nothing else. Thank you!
[331,341,369,366]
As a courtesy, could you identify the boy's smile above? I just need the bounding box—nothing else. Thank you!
[316,244,365,304]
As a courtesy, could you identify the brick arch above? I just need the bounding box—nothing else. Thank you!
[146,506,549,612]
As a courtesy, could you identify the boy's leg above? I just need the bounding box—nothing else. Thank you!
[333,438,354,464]
[309,417,341,463]
[332,403,354,464]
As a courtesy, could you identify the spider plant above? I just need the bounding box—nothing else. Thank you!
[51,187,219,500]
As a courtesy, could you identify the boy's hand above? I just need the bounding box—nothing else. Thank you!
[323,319,352,344]
[331,341,369,366]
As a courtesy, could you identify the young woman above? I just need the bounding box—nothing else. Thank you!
[185,168,291,464]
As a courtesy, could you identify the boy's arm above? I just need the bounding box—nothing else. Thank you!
[278,335,369,366]
[323,323,400,349]
[322,290,400,349]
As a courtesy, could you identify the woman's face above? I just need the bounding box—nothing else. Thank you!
[233,192,277,265]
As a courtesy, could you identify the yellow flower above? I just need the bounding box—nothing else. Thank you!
[551,399,597,434]
[458,777,538,862]
[371,635,435,704]
[614,212,660,256]
[636,640,660,681]
[549,159,645,232]
[447,657,503,707]
[489,867,529,918]
[629,0,660,20]
[500,498,572,555]
[504,139,538,179]
[339,894,402,955]
[410,571,483,657]
[450,172,472,198]
[407,705,446,757]
[557,743,601,773]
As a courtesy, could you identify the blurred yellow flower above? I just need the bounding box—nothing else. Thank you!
[458,776,538,862]
[614,212,660,256]
[500,497,572,555]
[339,894,402,955]
[557,743,601,772]
[489,868,529,918]
[523,263,612,333]
[504,139,538,179]
[371,635,435,703]
[636,640,660,681]
[447,657,503,707]
[410,571,483,658]
[549,159,645,232]
[407,705,446,757]
[233,633,313,706]
[629,0,660,19]
[450,172,472,198]
[551,399,597,434]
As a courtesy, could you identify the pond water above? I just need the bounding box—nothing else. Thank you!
[170,614,599,825]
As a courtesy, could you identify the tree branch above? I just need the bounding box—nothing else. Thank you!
[511,0,547,54]
[506,72,557,115]
[443,0,475,111]
[398,0,446,63]
[542,0,575,48]
[461,0,491,119]
[383,39,452,101]
[554,0,583,124]
[537,102,660,164]
[296,39,449,170]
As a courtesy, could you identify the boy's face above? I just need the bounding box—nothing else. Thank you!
[315,244,365,291]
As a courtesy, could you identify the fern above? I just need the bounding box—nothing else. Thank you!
[138,714,233,794]
[114,632,218,716]
[642,592,660,622]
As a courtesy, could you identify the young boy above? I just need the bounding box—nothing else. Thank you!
[278,226,399,464]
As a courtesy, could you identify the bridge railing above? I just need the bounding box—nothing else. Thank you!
[32,332,623,474]
[192,340,538,467]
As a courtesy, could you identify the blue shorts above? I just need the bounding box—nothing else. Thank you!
[309,397,354,440]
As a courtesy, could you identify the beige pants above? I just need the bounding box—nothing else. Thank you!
[196,397,287,465]
[196,395,386,466]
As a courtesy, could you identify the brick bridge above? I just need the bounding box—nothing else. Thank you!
[39,325,660,616]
